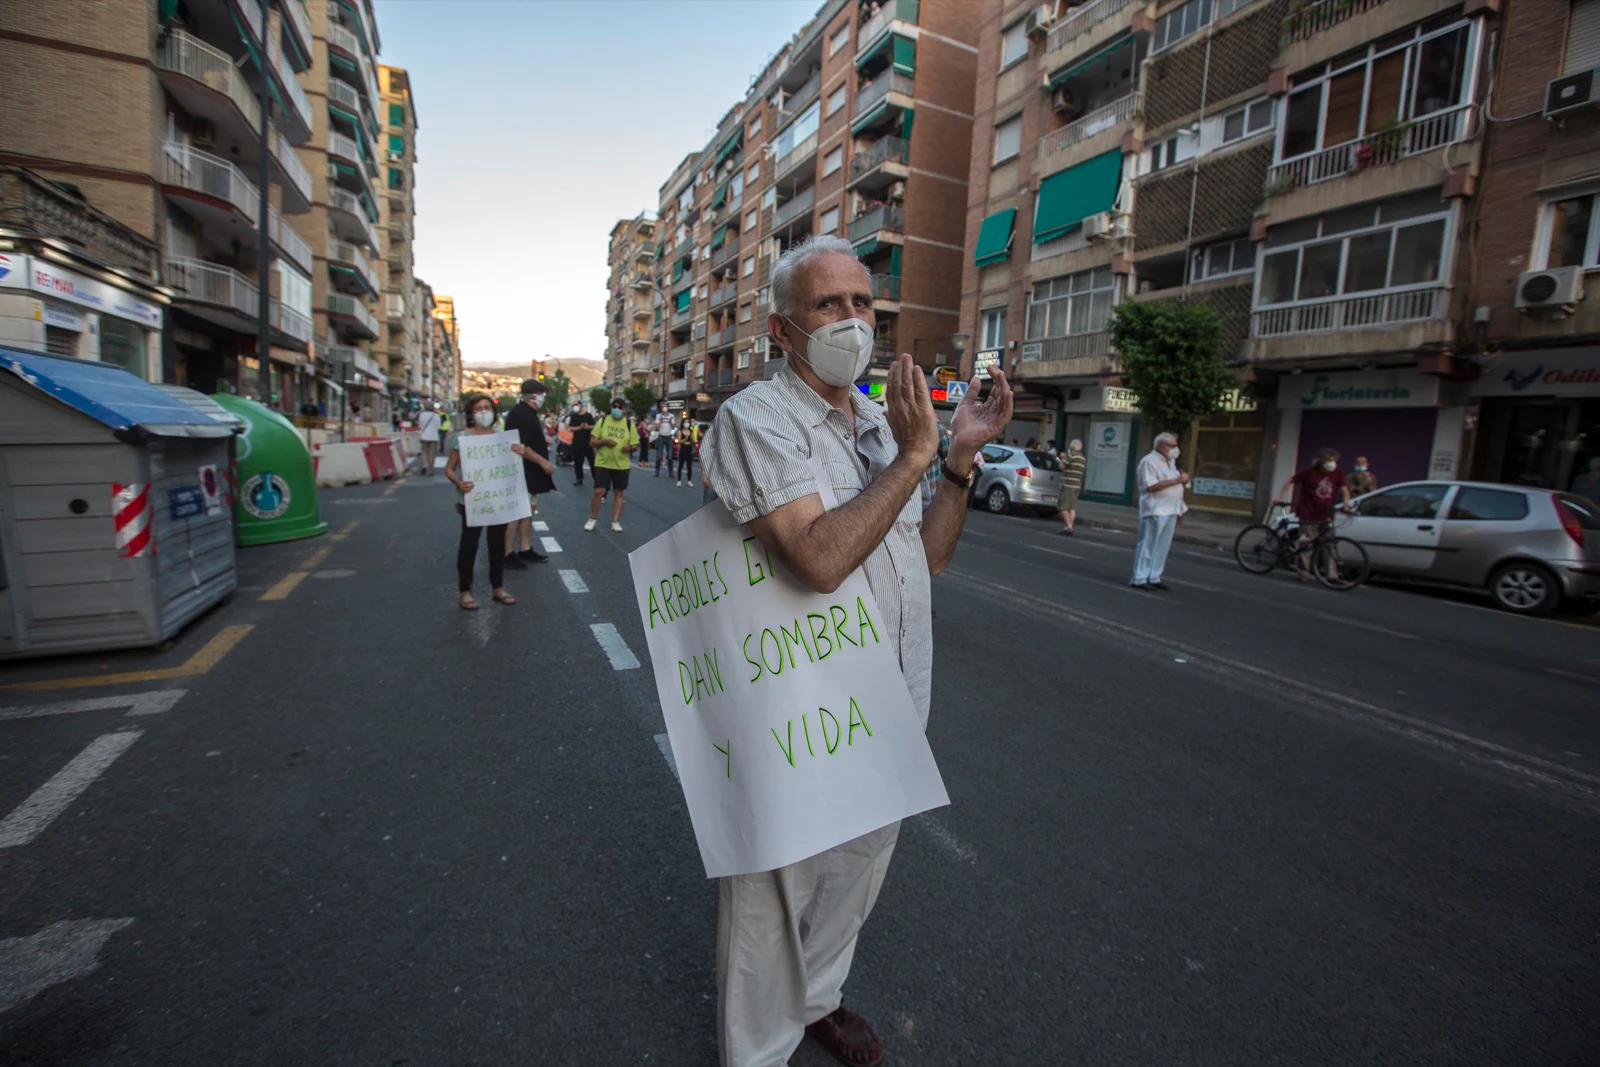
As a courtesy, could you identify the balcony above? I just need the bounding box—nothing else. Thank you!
[327,78,378,139]
[155,30,260,143]
[325,18,380,105]
[271,126,312,211]
[775,132,820,186]
[1252,286,1447,339]
[712,237,741,272]
[281,0,313,65]
[235,0,265,42]
[327,129,375,186]
[161,143,258,227]
[1044,0,1131,61]
[629,271,653,290]
[672,307,692,328]
[670,341,693,363]
[849,136,909,190]
[1016,332,1115,378]
[772,186,817,234]
[1282,0,1388,45]
[327,186,380,252]
[166,256,257,326]
[870,273,901,304]
[667,378,690,396]
[326,292,379,339]
[853,69,914,126]
[267,209,312,273]
[271,45,313,142]
[857,0,920,57]
[633,305,652,321]
[710,285,736,310]
[1266,105,1475,193]
[709,326,736,350]
[847,204,904,244]
[273,301,312,345]
[386,293,406,323]
[1038,93,1140,160]
[329,240,380,296]
[777,71,823,128]
[635,242,656,261]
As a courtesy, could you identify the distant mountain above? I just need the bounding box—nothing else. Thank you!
[465,358,606,390]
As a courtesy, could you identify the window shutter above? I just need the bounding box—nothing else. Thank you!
[1567,0,1600,74]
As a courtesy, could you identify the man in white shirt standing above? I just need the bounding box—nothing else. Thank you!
[417,403,442,476]
[653,404,676,478]
[1131,430,1188,590]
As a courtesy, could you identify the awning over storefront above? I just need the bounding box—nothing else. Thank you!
[974,208,1016,267]
[1033,149,1122,244]
[1047,34,1132,89]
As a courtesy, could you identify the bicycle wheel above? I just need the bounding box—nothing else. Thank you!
[1233,524,1281,574]
[1313,537,1369,590]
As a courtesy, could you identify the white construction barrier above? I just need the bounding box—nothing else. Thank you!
[313,442,374,488]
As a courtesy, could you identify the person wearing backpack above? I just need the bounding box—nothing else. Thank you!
[584,401,636,532]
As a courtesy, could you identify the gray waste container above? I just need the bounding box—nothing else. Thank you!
[0,347,239,660]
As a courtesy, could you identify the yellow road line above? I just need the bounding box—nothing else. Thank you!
[258,571,309,602]
[329,521,359,543]
[4,625,255,692]
[383,482,399,496]
[302,546,332,569]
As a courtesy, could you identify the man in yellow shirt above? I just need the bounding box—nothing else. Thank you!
[584,400,636,532]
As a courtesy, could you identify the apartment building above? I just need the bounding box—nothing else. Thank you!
[641,0,981,425]
[962,0,1508,513]
[1463,0,1600,493]
[603,214,659,394]
[0,0,317,397]
[377,64,423,408]
[432,293,463,400]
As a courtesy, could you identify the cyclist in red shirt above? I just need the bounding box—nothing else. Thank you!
[1275,448,1353,578]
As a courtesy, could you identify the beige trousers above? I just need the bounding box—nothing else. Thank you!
[716,822,900,1067]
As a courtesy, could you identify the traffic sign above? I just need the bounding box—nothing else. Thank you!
[945,381,968,404]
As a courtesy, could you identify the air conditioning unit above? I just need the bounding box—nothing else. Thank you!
[386,150,403,162]
[1515,266,1586,311]
[1024,5,1053,37]
[886,181,906,201]
[1050,86,1073,113]
[1082,212,1112,240]
[1544,67,1599,118]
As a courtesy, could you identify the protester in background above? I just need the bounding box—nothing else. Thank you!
[567,401,597,486]
[1056,438,1087,536]
[674,420,699,488]
[502,379,554,565]
[417,403,442,476]
[654,404,677,478]
[1131,431,1187,590]
[637,416,652,468]
[1275,448,1351,580]
[446,394,534,610]
[585,400,635,532]
[1347,455,1378,497]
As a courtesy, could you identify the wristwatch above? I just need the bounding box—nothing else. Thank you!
[941,461,976,489]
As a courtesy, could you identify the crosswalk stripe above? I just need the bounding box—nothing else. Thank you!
[590,623,640,670]
[540,537,563,554]
[559,569,589,594]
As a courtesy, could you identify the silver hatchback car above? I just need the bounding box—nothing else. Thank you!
[974,445,1064,516]
[1341,480,1600,615]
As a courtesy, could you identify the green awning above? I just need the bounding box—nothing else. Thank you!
[900,109,914,140]
[893,35,916,75]
[851,102,889,135]
[675,289,693,313]
[1033,148,1122,244]
[711,224,728,248]
[856,31,892,71]
[1047,34,1132,89]
[853,237,879,257]
[672,260,685,283]
[890,244,902,275]
[713,131,742,167]
[974,208,1016,267]
[712,181,728,208]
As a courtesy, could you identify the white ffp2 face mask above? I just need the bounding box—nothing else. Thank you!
[785,316,874,387]
[1168,446,1181,460]
[473,410,496,428]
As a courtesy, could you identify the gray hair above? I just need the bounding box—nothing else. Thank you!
[1154,431,1179,448]
[1069,438,1083,453]
[771,234,863,318]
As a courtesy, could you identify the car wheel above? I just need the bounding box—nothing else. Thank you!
[1489,561,1559,616]
[985,484,1011,514]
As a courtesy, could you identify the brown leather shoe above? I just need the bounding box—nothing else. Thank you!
[805,1006,884,1066]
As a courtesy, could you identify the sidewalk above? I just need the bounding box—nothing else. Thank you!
[1072,499,1251,551]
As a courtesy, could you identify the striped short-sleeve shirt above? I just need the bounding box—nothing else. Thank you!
[701,366,934,723]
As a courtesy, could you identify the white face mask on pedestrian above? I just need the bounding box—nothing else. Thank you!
[473,410,495,429]
[784,316,874,388]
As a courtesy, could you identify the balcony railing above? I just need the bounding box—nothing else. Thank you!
[871,274,901,301]
[267,209,312,272]
[326,78,377,137]
[1267,105,1474,191]
[773,186,817,232]
[236,0,265,43]
[850,135,908,181]
[668,378,689,396]
[855,69,915,117]
[1038,93,1140,158]
[635,241,656,259]
[327,130,368,174]
[672,307,692,327]
[670,342,692,362]
[272,46,313,135]
[1282,0,1388,45]
[1045,0,1130,58]
[710,285,736,310]
[272,126,313,205]
[847,204,905,243]
[327,186,380,251]
[1252,286,1446,338]
[857,0,920,56]
[156,30,260,132]
[775,132,819,183]
[274,302,313,344]
[386,293,406,321]
[1021,332,1112,363]
[712,237,741,270]
[778,71,823,127]
[326,292,378,337]
[282,0,313,60]
[330,240,379,294]
[325,18,380,104]
[162,143,258,223]
[166,256,255,316]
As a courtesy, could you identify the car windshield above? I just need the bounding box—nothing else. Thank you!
[1557,493,1600,529]
[1025,450,1060,471]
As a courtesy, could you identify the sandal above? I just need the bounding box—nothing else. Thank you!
[805,1007,883,1066]
[492,588,516,605]
[459,593,479,610]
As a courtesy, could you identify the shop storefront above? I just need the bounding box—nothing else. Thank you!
[1058,385,1140,505]
[1184,389,1268,516]
[0,252,164,376]
[1469,347,1600,493]
[1270,367,1464,495]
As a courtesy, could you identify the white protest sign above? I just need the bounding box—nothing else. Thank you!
[458,430,531,527]
[629,502,949,879]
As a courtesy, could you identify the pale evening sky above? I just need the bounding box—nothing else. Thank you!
[373,0,820,367]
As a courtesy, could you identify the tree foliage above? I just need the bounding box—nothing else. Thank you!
[588,386,614,412]
[1107,301,1234,437]
[623,382,658,421]
[540,370,572,413]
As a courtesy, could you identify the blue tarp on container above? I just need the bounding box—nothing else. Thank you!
[0,348,232,439]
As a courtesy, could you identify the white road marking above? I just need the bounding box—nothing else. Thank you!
[464,603,500,649]
[0,918,135,1014]
[1167,578,1224,593]
[654,733,679,780]
[0,689,184,723]
[0,730,144,848]
[327,499,397,506]
[433,457,447,469]
[311,568,358,579]
[591,623,641,670]
[914,814,977,864]
[533,521,549,531]
[540,537,563,554]
[1026,544,1086,561]
[1303,609,1416,640]
[560,569,589,594]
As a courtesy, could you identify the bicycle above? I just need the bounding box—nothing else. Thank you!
[1233,504,1370,590]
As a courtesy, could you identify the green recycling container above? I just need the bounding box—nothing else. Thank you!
[211,394,328,546]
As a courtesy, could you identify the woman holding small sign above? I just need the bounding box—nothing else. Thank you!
[446,393,535,610]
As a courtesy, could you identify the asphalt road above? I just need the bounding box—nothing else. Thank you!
[1,455,1596,1066]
